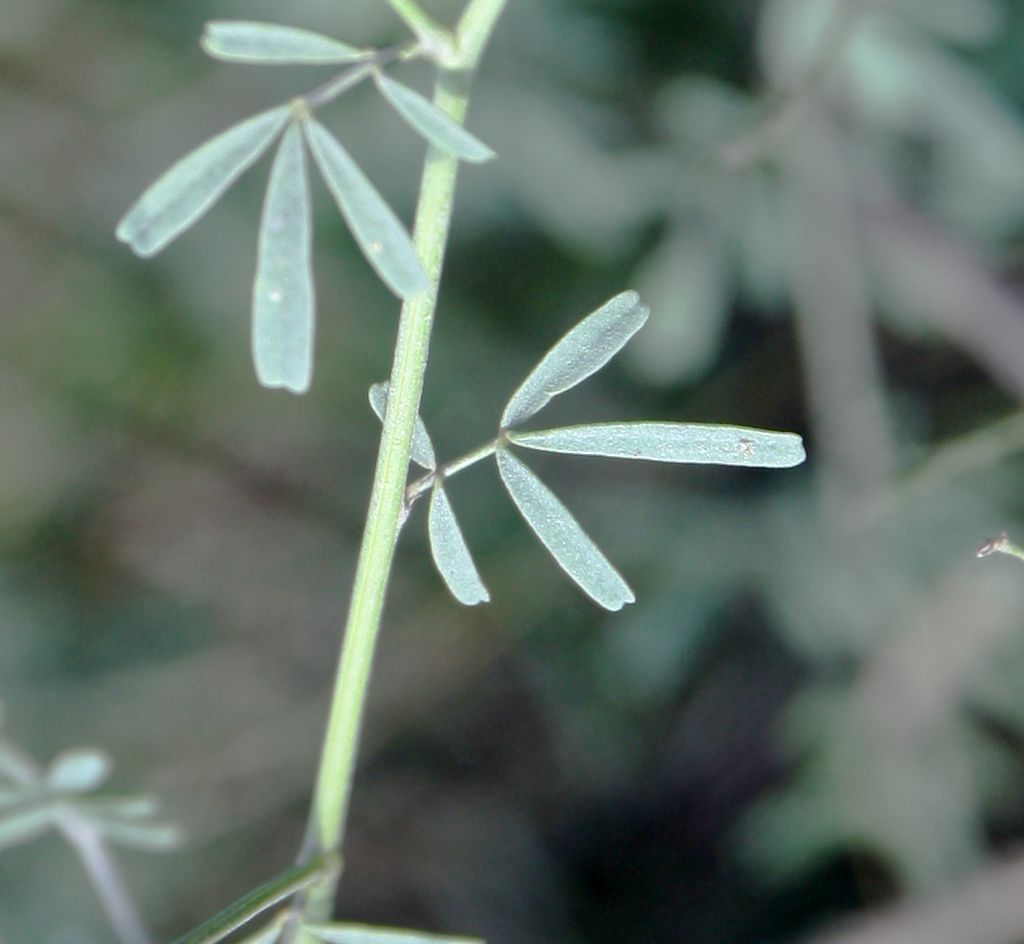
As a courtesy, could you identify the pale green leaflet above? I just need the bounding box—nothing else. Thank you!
[201,21,369,65]
[496,447,635,610]
[373,73,496,163]
[500,290,650,428]
[428,483,490,606]
[116,106,291,258]
[303,118,429,299]
[253,124,316,394]
[508,422,806,467]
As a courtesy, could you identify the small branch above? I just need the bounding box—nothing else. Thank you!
[867,411,1024,524]
[404,439,498,507]
[977,531,1024,564]
[305,43,418,110]
[59,816,154,944]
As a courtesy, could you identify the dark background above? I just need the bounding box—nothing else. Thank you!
[4,1,1024,942]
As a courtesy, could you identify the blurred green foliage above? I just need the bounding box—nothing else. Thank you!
[3,1,1024,943]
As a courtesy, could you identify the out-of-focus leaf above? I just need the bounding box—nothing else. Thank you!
[0,806,52,852]
[303,118,428,298]
[428,483,489,606]
[0,741,37,785]
[116,106,291,257]
[501,291,649,429]
[252,122,315,394]
[625,226,730,385]
[46,749,111,793]
[374,73,495,163]
[473,84,668,256]
[201,21,368,65]
[78,795,161,820]
[304,923,483,944]
[901,0,1002,47]
[654,76,752,147]
[368,381,436,470]
[496,448,633,611]
[87,816,182,851]
[509,423,806,469]
[0,788,35,810]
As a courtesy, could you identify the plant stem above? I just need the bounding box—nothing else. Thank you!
[169,856,336,944]
[305,44,418,110]
[60,817,154,944]
[293,0,509,933]
[405,439,498,506]
[386,0,455,61]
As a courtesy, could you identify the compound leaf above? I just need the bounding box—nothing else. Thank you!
[509,422,806,468]
[374,73,495,163]
[501,291,649,429]
[202,21,367,65]
[116,106,291,257]
[253,122,316,394]
[368,382,436,470]
[496,448,633,611]
[304,923,483,944]
[46,749,111,793]
[304,118,428,298]
[428,483,489,606]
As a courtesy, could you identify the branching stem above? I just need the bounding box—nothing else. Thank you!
[405,439,498,507]
[305,43,420,110]
[289,0,509,937]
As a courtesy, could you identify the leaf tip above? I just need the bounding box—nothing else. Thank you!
[257,373,312,395]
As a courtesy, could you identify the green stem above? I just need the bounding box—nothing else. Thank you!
[293,0,509,933]
[170,856,336,944]
[405,439,498,506]
[387,0,455,62]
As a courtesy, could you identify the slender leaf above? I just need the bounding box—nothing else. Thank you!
[368,382,436,470]
[303,118,428,298]
[496,448,633,610]
[428,483,489,605]
[304,923,482,944]
[202,21,367,65]
[374,73,495,163]
[116,106,291,257]
[252,123,315,394]
[87,815,182,851]
[501,291,649,429]
[509,423,806,468]
[0,806,53,852]
[46,749,111,793]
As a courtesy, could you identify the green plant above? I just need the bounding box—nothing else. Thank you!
[3,3,807,942]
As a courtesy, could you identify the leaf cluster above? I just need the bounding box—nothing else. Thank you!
[117,21,494,394]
